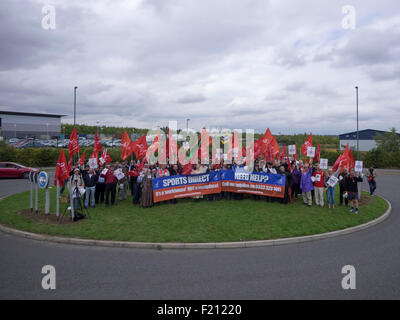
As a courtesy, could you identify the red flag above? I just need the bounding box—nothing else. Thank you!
[54,150,69,186]
[301,133,312,156]
[260,128,280,159]
[348,149,355,170]
[313,143,321,163]
[100,149,112,164]
[67,127,80,156]
[287,155,292,171]
[121,130,134,160]
[136,158,146,172]
[332,154,343,172]
[94,132,102,153]
[67,156,73,172]
[132,135,148,160]
[79,152,85,166]
[280,144,286,162]
[182,163,193,175]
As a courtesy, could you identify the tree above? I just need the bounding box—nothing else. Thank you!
[374,128,400,152]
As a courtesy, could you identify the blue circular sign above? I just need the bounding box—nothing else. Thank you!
[38,171,49,189]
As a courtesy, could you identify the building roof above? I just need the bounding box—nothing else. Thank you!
[0,110,66,118]
[339,129,400,140]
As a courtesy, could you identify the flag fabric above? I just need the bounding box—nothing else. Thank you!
[182,163,193,175]
[280,144,286,162]
[79,152,85,166]
[54,150,69,186]
[348,149,355,170]
[313,143,321,163]
[301,133,312,157]
[198,128,210,163]
[121,130,134,160]
[68,127,80,156]
[67,156,73,172]
[332,154,343,172]
[287,155,292,171]
[292,146,297,161]
[94,132,102,153]
[259,128,280,159]
[132,135,148,160]
[99,149,112,164]
[146,133,163,163]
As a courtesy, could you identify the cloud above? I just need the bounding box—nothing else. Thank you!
[0,0,399,134]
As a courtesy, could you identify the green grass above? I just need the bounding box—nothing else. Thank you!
[0,187,388,243]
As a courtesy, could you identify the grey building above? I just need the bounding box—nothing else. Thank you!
[0,111,65,139]
[339,129,400,152]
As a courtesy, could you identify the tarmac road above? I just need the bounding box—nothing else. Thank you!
[0,174,399,299]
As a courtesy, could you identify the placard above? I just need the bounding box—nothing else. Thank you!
[319,158,328,169]
[355,160,363,172]
[114,168,125,180]
[288,145,296,155]
[307,146,316,158]
[88,157,98,169]
[327,176,339,188]
[101,168,108,175]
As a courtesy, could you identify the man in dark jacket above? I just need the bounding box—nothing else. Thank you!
[83,168,98,208]
[344,168,363,214]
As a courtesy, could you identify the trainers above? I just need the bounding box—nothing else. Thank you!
[349,208,354,213]
[355,209,358,214]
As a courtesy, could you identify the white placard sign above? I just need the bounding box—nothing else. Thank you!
[307,146,316,158]
[355,160,363,172]
[327,175,339,188]
[101,168,108,175]
[114,168,125,180]
[88,157,98,169]
[288,145,296,155]
[319,158,328,169]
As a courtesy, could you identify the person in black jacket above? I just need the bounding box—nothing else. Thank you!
[344,168,363,214]
[83,168,98,208]
[95,165,106,204]
[338,168,348,206]
[169,164,181,204]
[279,165,291,204]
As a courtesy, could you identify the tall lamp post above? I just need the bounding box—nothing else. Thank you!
[73,86,78,126]
[355,86,359,159]
[186,118,190,132]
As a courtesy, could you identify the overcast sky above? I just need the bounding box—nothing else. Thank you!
[1,0,399,134]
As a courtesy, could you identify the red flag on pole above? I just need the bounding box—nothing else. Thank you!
[54,150,70,186]
[67,157,73,172]
[79,152,85,166]
[313,143,321,163]
[99,149,112,164]
[348,149,355,170]
[301,133,312,156]
[280,144,286,162]
[132,135,148,160]
[68,127,80,156]
[94,131,102,153]
[121,130,134,160]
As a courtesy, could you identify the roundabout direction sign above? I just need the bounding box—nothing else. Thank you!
[38,171,49,189]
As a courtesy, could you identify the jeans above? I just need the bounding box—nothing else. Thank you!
[326,187,335,205]
[368,180,377,195]
[85,186,96,208]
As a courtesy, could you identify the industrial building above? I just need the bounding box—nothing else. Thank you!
[0,110,65,139]
[339,129,400,151]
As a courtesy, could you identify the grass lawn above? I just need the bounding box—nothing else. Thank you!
[0,187,388,243]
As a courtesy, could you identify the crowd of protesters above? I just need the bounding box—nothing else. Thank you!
[64,157,375,215]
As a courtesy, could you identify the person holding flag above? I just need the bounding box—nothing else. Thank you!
[344,168,363,214]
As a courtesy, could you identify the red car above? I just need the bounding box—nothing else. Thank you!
[0,162,39,179]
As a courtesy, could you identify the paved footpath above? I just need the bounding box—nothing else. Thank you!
[0,174,399,299]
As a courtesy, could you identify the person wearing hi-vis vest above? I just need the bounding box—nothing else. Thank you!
[312,163,325,207]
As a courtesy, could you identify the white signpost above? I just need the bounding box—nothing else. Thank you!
[355,160,363,172]
[307,146,316,158]
[319,158,328,169]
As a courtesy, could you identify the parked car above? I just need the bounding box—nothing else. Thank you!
[0,162,39,179]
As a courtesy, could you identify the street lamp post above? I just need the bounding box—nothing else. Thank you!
[355,86,359,159]
[74,86,78,126]
[186,118,190,132]
[46,123,49,139]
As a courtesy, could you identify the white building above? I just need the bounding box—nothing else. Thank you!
[339,129,400,152]
[0,111,65,139]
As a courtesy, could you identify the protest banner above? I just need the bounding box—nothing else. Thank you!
[220,169,286,198]
[88,157,98,169]
[152,171,221,203]
[319,158,328,169]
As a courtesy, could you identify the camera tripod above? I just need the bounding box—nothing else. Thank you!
[59,180,90,223]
